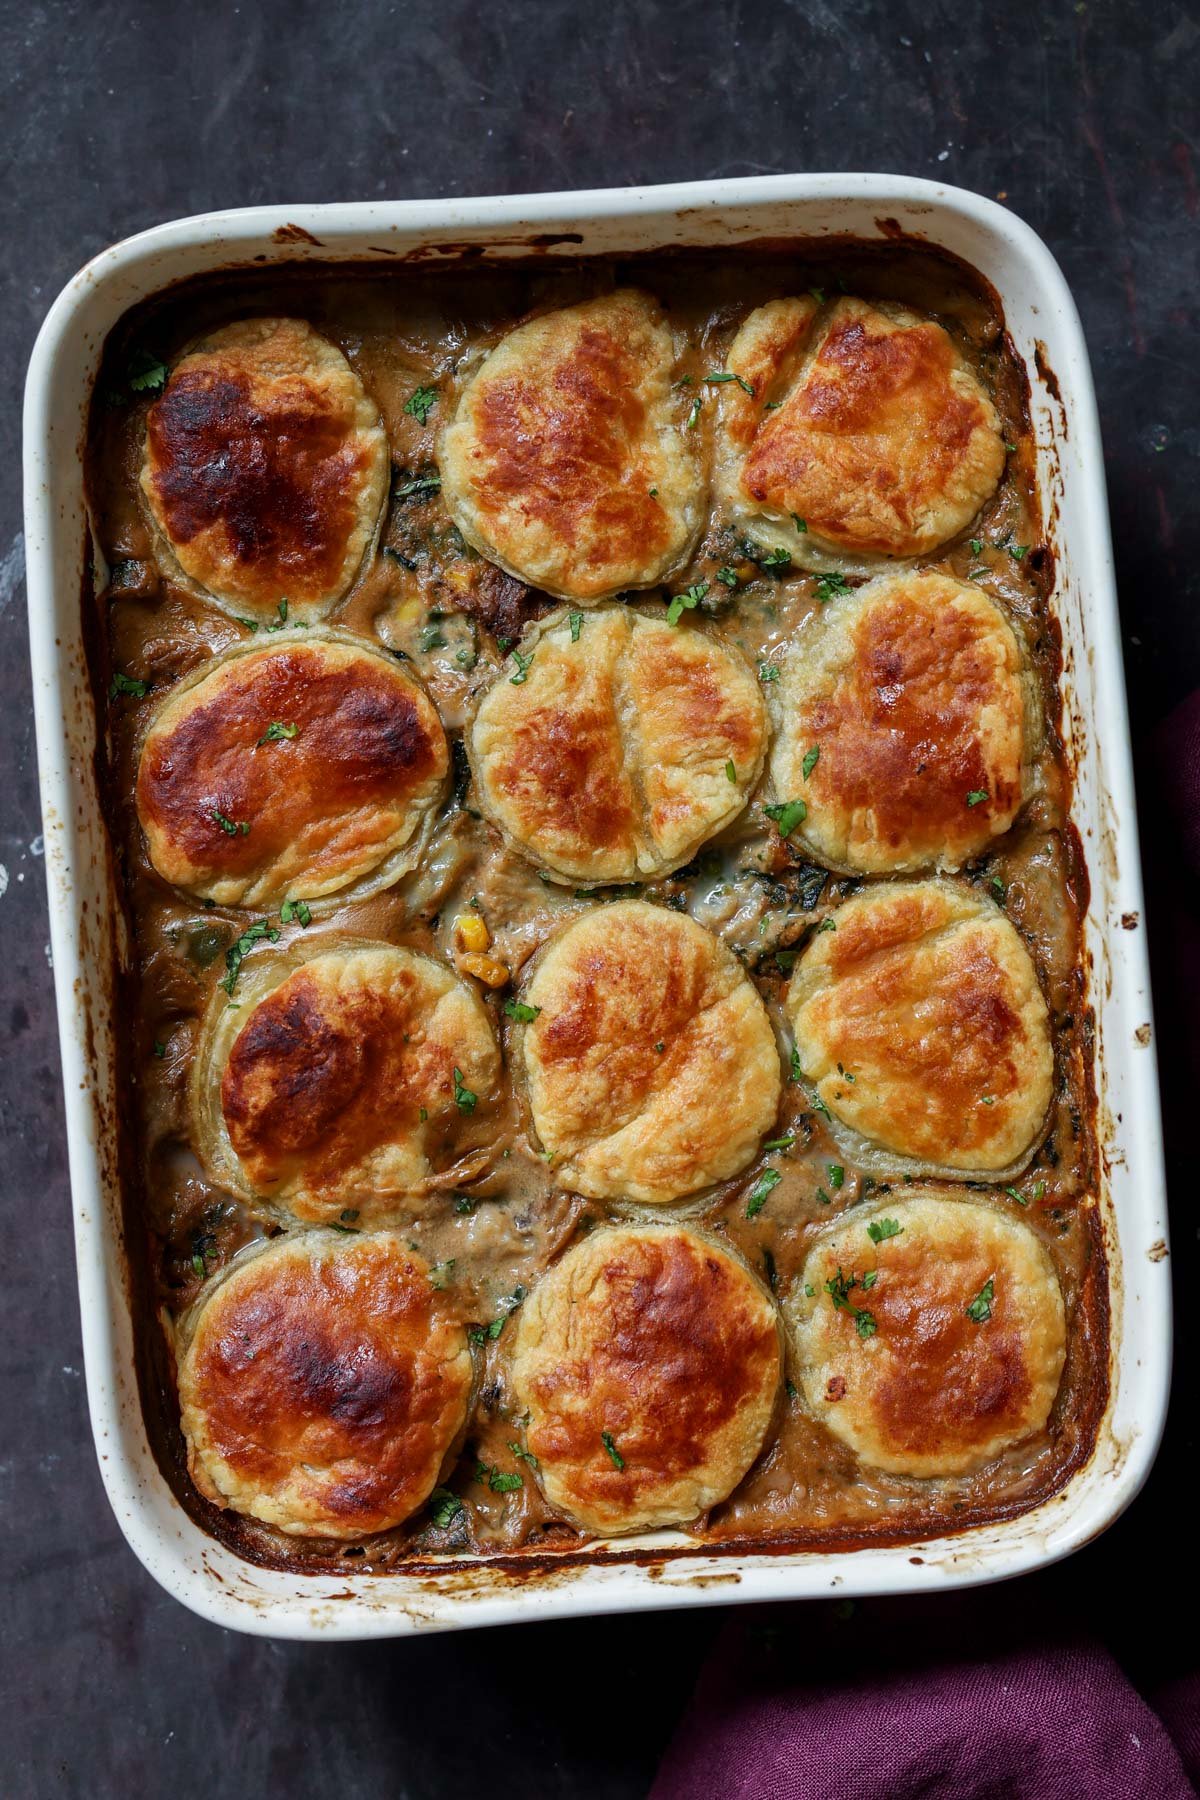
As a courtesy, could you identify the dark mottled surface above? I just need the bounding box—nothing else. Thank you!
[1,2,1196,1796]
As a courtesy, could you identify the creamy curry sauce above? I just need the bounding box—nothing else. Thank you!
[84,245,1107,1572]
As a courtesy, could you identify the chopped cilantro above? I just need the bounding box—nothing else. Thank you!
[109,670,151,699]
[966,790,989,807]
[1004,1185,1030,1207]
[867,1217,903,1244]
[716,565,740,589]
[815,572,851,602]
[758,662,780,683]
[725,759,737,783]
[404,385,438,425]
[508,1441,540,1470]
[1008,543,1030,561]
[428,1487,463,1527]
[684,395,702,430]
[745,1168,782,1218]
[969,538,983,555]
[211,808,250,837]
[801,745,820,781]
[394,471,441,498]
[764,799,808,837]
[255,720,298,746]
[792,514,808,533]
[763,1133,796,1152]
[280,898,312,927]
[601,1430,625,1471]
[703,370,755,396]
[509,648,534,685]
[990,875,1007,904]
[420,623,447,653]
[452,1067,477,1114]
[569,611,584,642]
[153,1040,166,1059]
[790,1044,802,1084]
[761,547,792,569]
[828,1163,845,1189]
[856,1311,878,1339]
[667,581,708,626]
[219,919,279,996]
[127,348,168,394]
[474,1461,523,1494]
[504,999,541,1023]
[966,1277,995,1323]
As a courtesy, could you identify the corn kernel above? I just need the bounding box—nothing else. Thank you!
[458,951,509,988]
[455,913,490,952]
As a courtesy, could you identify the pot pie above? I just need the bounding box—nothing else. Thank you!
[190,941,501,1227]
[178,1231,473,1536]
[141,316,390,624]
[511,1224,782,1534]
[87,245,1105,1571]
[714,295,1006,572]
[136,630,449,910]
[470,604,767,885]
[767,570,1034,875]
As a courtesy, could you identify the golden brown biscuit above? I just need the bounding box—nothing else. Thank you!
[715,297,1005,570]
[789,1194,1066,1477]
[439,291,703,600]
[770,572,1033,874]
[786,881,1052,1178]
[517,901,781,1203]
[512,1224,781,1534]
[470,606,767,884]
[190,941,501,1225]
[141,317,389,623]
[136,630,449,910]
[178,1232,472,1537]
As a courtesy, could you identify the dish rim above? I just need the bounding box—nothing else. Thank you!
[22,172,1171,1639]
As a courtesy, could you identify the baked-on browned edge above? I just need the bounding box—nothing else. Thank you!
[80,236,1109,1580]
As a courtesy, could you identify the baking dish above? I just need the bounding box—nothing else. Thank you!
[23,174,1170,1639]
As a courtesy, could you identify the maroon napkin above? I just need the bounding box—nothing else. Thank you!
[651,1619,1197,1799]
[651,689,1200,1800]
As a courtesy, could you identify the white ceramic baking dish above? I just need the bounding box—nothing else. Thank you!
[23,174,1170,1639]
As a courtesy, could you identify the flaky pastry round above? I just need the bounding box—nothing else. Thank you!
[141,316,389,623]
[136,629,449,910]
[511,1224,782,1534]
[786,880,1053,1179]
[714,296,1006,572]
[788,1193,1066,1477]
[769,572,1033,874]
[439,290,703,600]
[190,940,501,1225]
[178,1231,473,1537]
[516,901,781,1204]
[470,605,767,884]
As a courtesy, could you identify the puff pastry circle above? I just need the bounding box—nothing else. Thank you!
[470,605,767,884]
[178,1231,472,1536]
[511,1224,782,1534]
[789,1194,1066,1477]
[141,316,389,623]
[439,290,703,600]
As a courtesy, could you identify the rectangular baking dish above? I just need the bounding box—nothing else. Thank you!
[23,174,1171,1639]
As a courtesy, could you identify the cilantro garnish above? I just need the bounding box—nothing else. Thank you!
[667,581,708,626]
[404,385,438,425]
[764,799,808,838]
[601,1430,625,1471]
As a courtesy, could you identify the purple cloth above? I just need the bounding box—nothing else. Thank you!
[651,1623,1196,1799]
[651,688,1200,1800]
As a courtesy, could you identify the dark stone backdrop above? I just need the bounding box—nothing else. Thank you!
[1,3,1195,1796]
